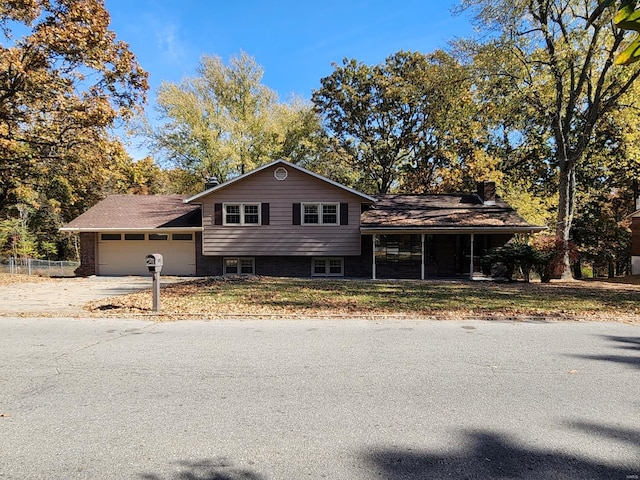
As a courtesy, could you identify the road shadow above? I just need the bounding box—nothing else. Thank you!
[365,428,639,480]
[568,421,640,449]
[139,458,267,480]
[571,335,640,369]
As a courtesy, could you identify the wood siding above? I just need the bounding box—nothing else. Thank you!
[199,165,367,256]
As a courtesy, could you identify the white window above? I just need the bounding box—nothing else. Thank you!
[312,257,344,277]
[224,257,255,275]
[302,203,339,225]
[149,233,169,240]
[224,203,261,225]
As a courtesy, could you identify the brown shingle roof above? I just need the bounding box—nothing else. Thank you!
[60,195,201,231]
[361,194,543,232]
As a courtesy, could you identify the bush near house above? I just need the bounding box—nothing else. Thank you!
[481,236,571,283]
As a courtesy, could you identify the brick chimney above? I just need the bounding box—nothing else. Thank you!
[205,176,219,190]
[477,181,496,206]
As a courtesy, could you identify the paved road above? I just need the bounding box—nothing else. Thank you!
[1,318,638,479]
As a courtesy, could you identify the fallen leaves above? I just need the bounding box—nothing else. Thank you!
[81,276,640,323]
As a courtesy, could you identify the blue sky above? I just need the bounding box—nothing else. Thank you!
[104,0,474,158]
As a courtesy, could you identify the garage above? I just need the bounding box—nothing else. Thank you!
[97,231,196,276]
[60,194,202,277]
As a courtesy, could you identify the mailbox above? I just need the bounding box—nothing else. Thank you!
[146,253,163,273]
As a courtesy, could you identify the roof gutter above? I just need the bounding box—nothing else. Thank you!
[59,227,204,233]
[360,226,548,235]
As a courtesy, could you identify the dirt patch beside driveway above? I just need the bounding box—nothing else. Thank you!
[0,276,187,316]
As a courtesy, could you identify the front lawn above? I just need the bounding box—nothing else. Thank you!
[86,276,640,321]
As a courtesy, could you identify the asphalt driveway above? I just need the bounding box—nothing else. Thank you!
[0,276,185,316]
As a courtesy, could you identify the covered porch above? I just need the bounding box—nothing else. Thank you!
[360,191,546,280]
[368,231,518,280]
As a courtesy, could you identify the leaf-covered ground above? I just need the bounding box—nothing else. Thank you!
[0,273,56,286]
[86,276,640,322]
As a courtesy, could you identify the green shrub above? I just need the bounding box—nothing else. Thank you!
[481,242,544,282]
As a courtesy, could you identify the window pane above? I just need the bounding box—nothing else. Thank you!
[304,204,319,224]
[304,205,318,214]
[375,235,423,263]
[225,259,238,274]
[240,259,254,274]
[329,259,342,274]
[101,233,121,241]
[322,204,337,224]
[225,205,241,224]
[124,233,145,240]
[172,233,193,241]
[313,259,326,274]
[244,204,259,224]
[149,234,168,240]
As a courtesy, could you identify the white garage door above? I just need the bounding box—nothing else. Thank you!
[97,232,196,276]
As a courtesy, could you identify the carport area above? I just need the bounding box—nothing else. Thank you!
[0,276,186,316]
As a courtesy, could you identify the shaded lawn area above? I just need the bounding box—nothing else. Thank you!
[87,276,640,321]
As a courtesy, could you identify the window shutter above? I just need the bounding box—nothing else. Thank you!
[261,203,270,225]
[292,203,301,225]
[214,203,222,225]
[340,203,349,225]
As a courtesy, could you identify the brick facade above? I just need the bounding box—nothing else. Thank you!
[75,232,97,276]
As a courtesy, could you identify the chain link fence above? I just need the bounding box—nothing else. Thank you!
[0,257,80,277]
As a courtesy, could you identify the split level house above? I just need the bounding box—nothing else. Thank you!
[61,159,546,279]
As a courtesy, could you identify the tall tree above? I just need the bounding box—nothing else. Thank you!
[571,85,640,276]
[588,0,640,64]
[460,0,640,278]
[147,52,325,185]
[0,0,148,258]
[312,50,498,194]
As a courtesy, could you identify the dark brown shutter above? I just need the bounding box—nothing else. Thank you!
[340,203,349,225]
[214,203,222,225]
[261,203,270,225]
[293,203,301,225]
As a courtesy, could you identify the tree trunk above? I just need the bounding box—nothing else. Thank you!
[573,257,582,279]
[555,163,575,280]
[608,259,615,279]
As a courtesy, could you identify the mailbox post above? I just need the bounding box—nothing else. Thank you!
[145,253,163,312]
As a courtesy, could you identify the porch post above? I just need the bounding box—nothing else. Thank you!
[421,233,425,280]
[372,234,377,280]
[469,233,475,280]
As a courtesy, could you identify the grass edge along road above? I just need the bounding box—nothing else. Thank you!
[83,276,640,322]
